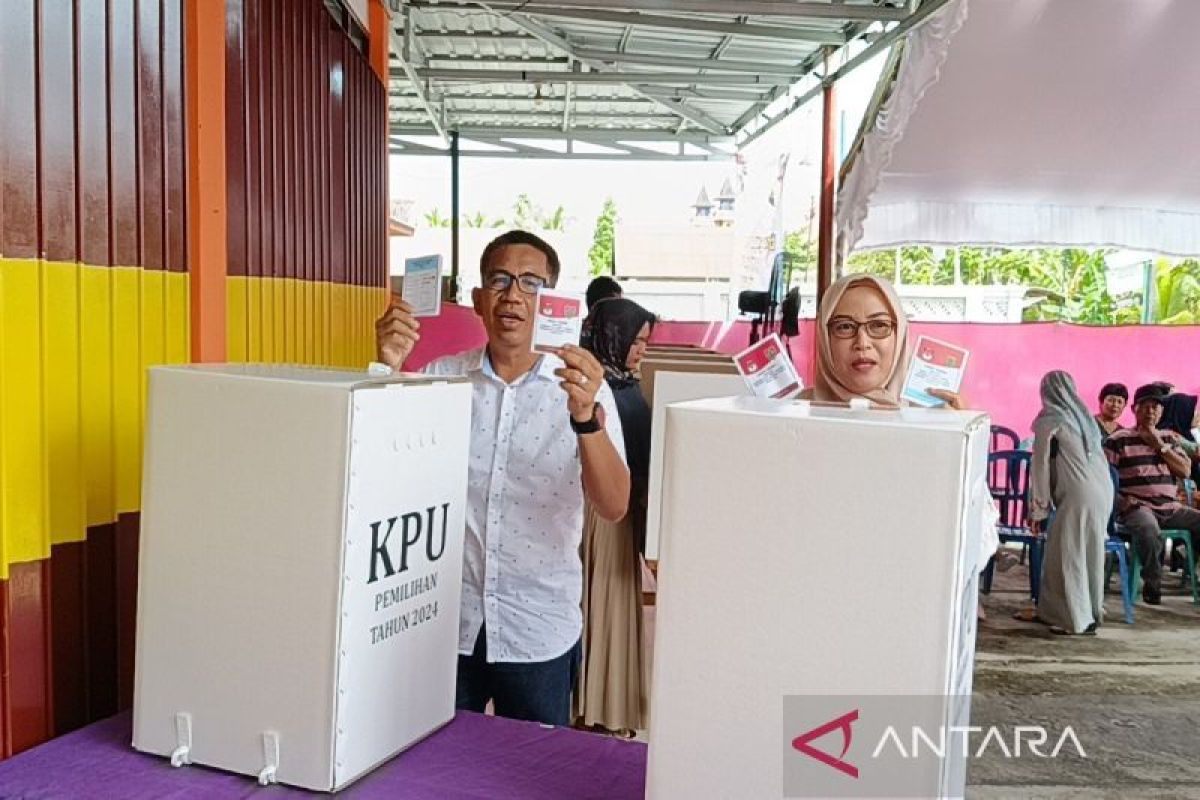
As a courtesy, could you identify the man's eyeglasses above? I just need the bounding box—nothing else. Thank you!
[827,318,896,340]
[483,270,547,295]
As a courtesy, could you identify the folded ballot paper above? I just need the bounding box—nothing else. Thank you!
[532,288,585,354]
[733,334,803,399]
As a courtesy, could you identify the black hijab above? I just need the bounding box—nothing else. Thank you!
[1159,393,1198,441]
[586,298,656,389]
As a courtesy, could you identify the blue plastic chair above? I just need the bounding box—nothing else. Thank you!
[1103,465,1135,624]
[980,450,1044,602]
[990,425,1020,454]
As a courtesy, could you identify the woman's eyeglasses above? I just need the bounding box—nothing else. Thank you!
[483,270,547,295]
[827,318,896,340]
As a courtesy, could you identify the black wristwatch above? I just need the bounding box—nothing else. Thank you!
[570,403,603,435]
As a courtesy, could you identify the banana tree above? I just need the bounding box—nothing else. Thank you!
[1151,260,1200,324]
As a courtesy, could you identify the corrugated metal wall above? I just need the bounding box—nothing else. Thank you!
[225,0,389,368]
[0,0,189,754]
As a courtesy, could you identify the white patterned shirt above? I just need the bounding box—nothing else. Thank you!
[423,347,626,663]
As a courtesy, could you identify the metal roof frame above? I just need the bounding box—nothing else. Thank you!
[387,0,940,161]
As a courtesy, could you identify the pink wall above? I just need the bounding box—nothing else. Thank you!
[406,305,1200,437]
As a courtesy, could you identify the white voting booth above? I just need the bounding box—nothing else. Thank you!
[134,365,472,791]
[647,398,989,799]
[644,370,749,560]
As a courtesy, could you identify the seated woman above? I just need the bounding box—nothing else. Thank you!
[575,298,656,737]
[1025,371,1113,635]
[1094,382,1128,438]
[1158,392,1200,504]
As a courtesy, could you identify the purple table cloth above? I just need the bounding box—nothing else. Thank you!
[0,711,646,799]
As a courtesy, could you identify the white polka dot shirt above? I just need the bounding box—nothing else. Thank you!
[424,347,627,663]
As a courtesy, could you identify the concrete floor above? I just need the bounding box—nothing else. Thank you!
[969,558,1200,798]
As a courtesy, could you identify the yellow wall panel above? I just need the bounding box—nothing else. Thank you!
[0,258,49,575]
[140,270,168,413]
[228,276,248,362]
[112,267,143,514]
[43,261,86,545]
[80,266,116,528]
[165,272,190,365]
[303,279,314,365]
[286,277,298,363]
[271,277,286,363]
[247,277,263,362]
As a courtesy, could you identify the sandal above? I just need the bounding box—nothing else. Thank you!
[1011,608,1039,623]
[1050,623,1098,636]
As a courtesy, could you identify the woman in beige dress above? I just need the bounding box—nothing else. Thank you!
[575,299,656,735]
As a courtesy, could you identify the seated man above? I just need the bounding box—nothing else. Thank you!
[1105,384,1200,604]
[1094,382,1127,438]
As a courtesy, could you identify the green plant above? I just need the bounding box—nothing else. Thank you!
[540,205,568,231]
[1152,259,1200,324]
[423,208,451,228]
[588,197,618,277]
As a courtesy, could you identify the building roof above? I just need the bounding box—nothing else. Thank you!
[387,1,949,161]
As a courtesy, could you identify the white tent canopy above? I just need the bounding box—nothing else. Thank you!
[838,0,1200,257]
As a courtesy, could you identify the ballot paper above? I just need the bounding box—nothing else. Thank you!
[532,288,584,354]
[733,334,802,399]
[402,254,443,317]
[902,335,970,407]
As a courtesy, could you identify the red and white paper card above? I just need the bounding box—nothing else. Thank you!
[733,334,802,399]
[532,288,584,354]
[901,335,970,407]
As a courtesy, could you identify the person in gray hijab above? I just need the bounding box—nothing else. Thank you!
[1025,370,1115,634]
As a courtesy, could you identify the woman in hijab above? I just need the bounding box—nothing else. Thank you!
[1024,370,1114,635]
[804,274,962,409]
[575,298,656,736]
[1157,393,1200,486]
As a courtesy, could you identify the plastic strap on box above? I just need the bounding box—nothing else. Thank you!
[258,731,281,786]
[169,712,192,767]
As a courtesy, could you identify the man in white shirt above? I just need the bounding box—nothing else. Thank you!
[374,230,630,725]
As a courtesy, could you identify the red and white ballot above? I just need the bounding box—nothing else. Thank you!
[532,288,584,353]
[733,333,802,399]
[901,335,970,407]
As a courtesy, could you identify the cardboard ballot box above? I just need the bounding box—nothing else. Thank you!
[133,365,472,791]
[647,398,989,800]
[644,370,748,561]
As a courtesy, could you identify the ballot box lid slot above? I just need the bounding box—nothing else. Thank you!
[665,395,989,432]
[149,364,468,389]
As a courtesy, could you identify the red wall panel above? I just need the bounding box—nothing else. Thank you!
[225,0,388,292]
[0,0,188,759]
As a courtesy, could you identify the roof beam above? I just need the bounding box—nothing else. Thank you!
[562,61,574,130]
[571,48,810,76]
[440,1,908,22]
[418,56,571,66]
[738,0,953,145]
[391,11,448,144]
[391,125,733,143]
[414,68,792,86]
[409,3,848,42]
[477,7,732,134]
[415,32,538,41]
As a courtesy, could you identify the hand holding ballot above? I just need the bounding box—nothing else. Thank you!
[374,296,422,371]
[554,344,604,423]
[900,335,970,409]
